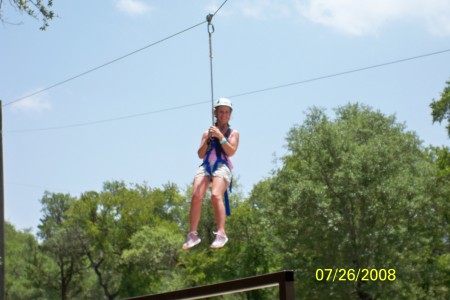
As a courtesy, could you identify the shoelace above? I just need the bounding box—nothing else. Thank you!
[213,231,227,241]
[189,232,198,239]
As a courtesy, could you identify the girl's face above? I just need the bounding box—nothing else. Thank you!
[215,106,232,124]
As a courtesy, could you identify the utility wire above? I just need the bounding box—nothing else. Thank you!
[227,48,450,99]
[2,0,230,108]
[5,48,449,134]
[6,100,209,133]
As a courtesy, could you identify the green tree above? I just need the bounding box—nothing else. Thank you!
[427,146,450,294]
[38,192,86,300]
[67,181,186,299]
[250,103,448,299]
[430,79,450,137]
[121,222,183,296]
[0,0,55,30]
[4,222,43,299]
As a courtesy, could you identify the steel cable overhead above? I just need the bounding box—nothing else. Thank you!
[2,0,230,108]
[5,47,450,134]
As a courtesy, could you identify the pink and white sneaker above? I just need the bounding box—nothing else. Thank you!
[210,232,228,249]
[183,232,201,250]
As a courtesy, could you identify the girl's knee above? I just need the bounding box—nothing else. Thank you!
[191,192,204,204]
[211,191,223,203]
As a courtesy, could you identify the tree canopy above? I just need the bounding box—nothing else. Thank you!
[250,103,449,299]
[1,0,55,30]
[4,103,449,299]
[430,79,450,137]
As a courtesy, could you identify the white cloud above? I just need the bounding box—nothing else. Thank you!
[237,0,292,19]
[116,0,152,16]
[10,92,51,113]
[217,0,450,36]
[206,1,233,17]
[207,0,291,19]
[294,0,450,36]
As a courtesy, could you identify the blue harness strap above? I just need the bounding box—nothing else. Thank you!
[202,133,233,216]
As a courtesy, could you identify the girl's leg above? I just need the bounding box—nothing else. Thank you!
[210,177,228,235]
[189,176,210,233]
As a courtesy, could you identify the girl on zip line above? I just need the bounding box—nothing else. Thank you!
[183,98,240,249]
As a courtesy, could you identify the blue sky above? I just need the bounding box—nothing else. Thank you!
[2,0,450,232]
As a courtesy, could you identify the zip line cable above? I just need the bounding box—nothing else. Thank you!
[2,22,205,107]
[2,0,230,108]
[212,0,229,17]
[5,48,449,134]
[3,1,232,199]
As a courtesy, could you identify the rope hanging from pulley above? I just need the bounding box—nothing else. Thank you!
[207,13,215,126]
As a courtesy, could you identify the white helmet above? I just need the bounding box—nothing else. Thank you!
[214,98,232,110]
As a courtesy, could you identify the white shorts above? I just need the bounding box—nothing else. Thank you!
[194,162,232,185]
